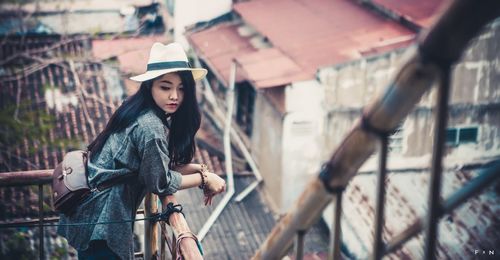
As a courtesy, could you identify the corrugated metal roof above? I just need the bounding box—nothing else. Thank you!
[187,23,256,87]
[188,0,423,89]
[342,163,500,259]
[233,0,414,78]
[235,48,312,88]
[371,0,450,28]
[175,175,330,259]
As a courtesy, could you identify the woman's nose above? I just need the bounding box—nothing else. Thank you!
[169,91,178,100]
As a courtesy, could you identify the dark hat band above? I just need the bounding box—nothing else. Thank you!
[147,61,190,71]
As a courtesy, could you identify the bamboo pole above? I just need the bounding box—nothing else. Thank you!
[145,193,159,260]
[160,195,203,260]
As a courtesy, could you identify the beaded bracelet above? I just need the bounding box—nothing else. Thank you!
[198,163,209,190]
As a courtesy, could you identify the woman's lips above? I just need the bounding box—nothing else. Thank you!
[166,104,178,108]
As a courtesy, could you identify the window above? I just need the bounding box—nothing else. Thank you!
[446,126,478,145]
[236,82,256,136]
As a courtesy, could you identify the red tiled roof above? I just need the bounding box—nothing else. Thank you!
[233,0,414,78]
[372,0,450,28]
[92,36,166,74]
[187,23,256,87]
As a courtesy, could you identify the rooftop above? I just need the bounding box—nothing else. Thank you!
[371,0,450,28]
[187,22,256,87]
[342,161,500,259]
[189,0,451,89]
[176,175,329,259]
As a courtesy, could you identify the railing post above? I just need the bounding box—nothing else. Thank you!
[424,65,451,260]
[372,135,389,260]
[329,192,343,260]
[38,184,45,260]
[294,230,306,260]
[160,195,203,260]
[160,225,166,260]
[145,193,159,260]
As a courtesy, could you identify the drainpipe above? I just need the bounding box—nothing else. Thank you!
[191,54,263,202]
[197,60,237,241]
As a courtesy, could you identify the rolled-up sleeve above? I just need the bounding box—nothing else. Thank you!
[138,138,182,195]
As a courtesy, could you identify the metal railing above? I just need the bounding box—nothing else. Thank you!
[0,170,202,260]
[251,0,500,259]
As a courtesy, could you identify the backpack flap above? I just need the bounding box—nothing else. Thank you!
[62,150,90,191]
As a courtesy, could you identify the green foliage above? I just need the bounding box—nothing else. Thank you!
[0,231,36,260]
[0,101,82,169]
[0,102,54,149]
[51,244,69,260]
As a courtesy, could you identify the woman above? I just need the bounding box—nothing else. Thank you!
[58,42,226,260]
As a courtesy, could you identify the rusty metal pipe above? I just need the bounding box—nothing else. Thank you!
[0,170,52,187]
[424,65,451,260]
[371,136,389,260]
[294,230,306,260]
[39,184,45,260]
[329,192,343,260]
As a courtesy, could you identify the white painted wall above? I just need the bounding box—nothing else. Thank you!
[280,80,326,212]
[173,0,232,49]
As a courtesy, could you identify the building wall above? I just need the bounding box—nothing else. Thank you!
[318,18,500,158]
[250,80,326,213]
[319,19,500,257]
[280,80,326,212]
[173,0,232,49]
[250,90,285,208]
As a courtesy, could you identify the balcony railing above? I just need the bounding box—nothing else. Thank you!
[0,170,202,260]
[251,0,500,259]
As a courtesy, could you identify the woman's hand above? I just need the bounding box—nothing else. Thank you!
[203,172,226,205]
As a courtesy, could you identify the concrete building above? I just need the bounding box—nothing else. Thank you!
[187,0,443,213]
[164,0,232,49]
[316,6,500,260]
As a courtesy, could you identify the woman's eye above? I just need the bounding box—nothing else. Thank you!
[160,86,170,90]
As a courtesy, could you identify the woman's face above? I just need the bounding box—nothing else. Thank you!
[151,72,184,114]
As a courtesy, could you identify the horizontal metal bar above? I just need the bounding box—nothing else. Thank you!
[0,216,59,228]
[379,160,500,256]
[0,170,52,187]
[0,208,147,229]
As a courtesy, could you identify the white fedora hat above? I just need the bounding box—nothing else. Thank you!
[130,42,207,82]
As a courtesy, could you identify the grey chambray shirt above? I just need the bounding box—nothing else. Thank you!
[58,109,182,260]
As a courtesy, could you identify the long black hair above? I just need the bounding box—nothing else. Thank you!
[87,70,201,167]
